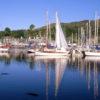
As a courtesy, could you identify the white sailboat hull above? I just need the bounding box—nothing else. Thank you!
[0,48,9,52]
[0,52,9,57]
[27,49,35,53]
[85,56,100,62]
[85,51,100,57]
[35,51,70,58]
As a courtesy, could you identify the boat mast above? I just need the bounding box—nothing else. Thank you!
[48,21,51,43]
[72,33,73,45]
[94,12,98,45]
[77,28,80,46]
[46,11,49,47]
[86,22,88,46]
[81,27,84,47]
[96,15,99,44]
[89,20,91,46]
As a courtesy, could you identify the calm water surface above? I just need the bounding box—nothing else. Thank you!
[0,53,100,100]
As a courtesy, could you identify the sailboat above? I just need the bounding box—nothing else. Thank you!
[0,42,10,53]
[85,50,100,57]
[35,13,70,57]
[84,12,100,57]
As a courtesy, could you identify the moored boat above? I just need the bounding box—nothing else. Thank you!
[85,51,100,57]
[35,12,70,57]
[27,49,35,53]
[85,56,100,62]
[35,50,70,57]
[0,43,11,53]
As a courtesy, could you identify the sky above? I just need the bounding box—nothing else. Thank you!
[0,0,100,30]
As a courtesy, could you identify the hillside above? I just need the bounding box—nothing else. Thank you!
[0,20,100,42]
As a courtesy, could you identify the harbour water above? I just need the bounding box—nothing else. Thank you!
[0,53,100,100]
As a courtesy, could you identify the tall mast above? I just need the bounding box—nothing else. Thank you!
[80,27,82,47]
[86,22,88,46]
[97,15,99,44]
[81,27,84,47]
[72,33,73,45]
[46,11,49,46]
[77,28,80,46]
[48,21,51,42]
[94,12,98,45]
[89,20,91,46]
[94,12,96,45]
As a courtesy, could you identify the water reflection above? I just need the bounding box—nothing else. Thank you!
[0,53,11,65]
[70,57,99,99]
[84,58,98,98]
[0,53,100,100]
[34,57,69,100]
[55,58,68,96]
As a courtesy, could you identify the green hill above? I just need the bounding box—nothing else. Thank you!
[0,20,100,42]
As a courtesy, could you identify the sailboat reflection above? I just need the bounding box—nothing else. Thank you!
[35,57,69,99]
[55,58,68,96]
[84,57,99,98]
[93,62,98,98]
[0,52,10,57]
[73,57,99,98]
[0,53,11,65]
[45,60,50,100]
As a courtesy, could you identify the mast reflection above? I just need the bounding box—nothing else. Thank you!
[70,56,99,98]
[84,57,99,98]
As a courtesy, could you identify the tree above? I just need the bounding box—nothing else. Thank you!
[29,24,35,30]
[28,24,35,38]
[4,27,11,36]
[12,30,25,38]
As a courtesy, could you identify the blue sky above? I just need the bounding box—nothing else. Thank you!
[0,0,100,30]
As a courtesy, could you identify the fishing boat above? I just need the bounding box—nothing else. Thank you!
[35,13,70,57]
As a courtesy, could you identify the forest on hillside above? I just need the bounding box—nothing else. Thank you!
[0,20,100,42]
